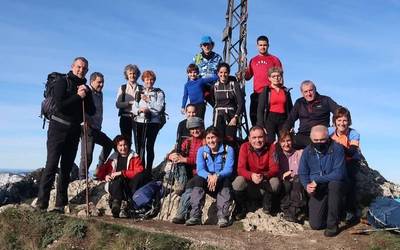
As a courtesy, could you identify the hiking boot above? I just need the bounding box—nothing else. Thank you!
[324,225,339,237]
[185,217,201,226]
[217,217,229,228]
[111,200,121,218]
[262,192,272,215]
[345,212,360,225]
[172,215,186,224]
[49,206,64,214]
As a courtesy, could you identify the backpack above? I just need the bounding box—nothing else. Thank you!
[202,144,229,167]
[118,84,143,116]
[367,197,400,231]
[40,72,70,129]
[131,181,163,219]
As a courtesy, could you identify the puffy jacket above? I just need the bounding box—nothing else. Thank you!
[196,144,234,179]
[298,140,347,187]
[96,151,144,180]
[193,51,223,78]
[237,142,279,181]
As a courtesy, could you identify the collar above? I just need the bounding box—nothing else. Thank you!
[67,71,87,85]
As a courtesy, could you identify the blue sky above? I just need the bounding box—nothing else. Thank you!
[1,1,399,183]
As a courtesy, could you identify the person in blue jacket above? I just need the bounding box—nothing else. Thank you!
[185,126,234,228]
[298,125,347,237]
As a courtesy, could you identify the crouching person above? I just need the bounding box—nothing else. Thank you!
[186,126,234,227]
[299,125,347,237]
[232,126,280,220]
[277,130,306,223]
[96,135,148,218]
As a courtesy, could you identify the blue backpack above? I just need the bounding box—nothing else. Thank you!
[367,197,400,231]
[131,181,163,219]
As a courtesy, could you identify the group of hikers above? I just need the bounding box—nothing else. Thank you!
[36,34,361,237]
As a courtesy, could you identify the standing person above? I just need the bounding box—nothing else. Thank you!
[329,107,361,223]
[115,64,142,147]
[257,67,293,144]
[176,104,197,153]
[37,57,95,212]
[299,125,347,237]
[277,130,306,223]
[181,63,218,119]
[211,62,243,142]
[96,135,147,218]
[232,126,280,219]
[132,70,165,176]
[186,127,234,227]
[283,80,340,149]
[244,35,283,126]
[79,72,113,180]
[193,35,223,78]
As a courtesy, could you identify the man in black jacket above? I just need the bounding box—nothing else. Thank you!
[282,80,339,149]
[37,57,95,212]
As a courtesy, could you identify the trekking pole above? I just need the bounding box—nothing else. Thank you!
[165,162,177,217]
[82,100,90,217]
[140,118,148,173]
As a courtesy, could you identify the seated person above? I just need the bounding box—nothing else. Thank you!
[277,130,306,223]
[232,126,280,219]
[170,117,206,224]
[186,126,234,228]
[299,125,347,237]
[282,80,339,149]
[168,117,205,194]
[329,107,361,223]
[176,104,197,150]
[181,64,218,119]
[96,135,148,218]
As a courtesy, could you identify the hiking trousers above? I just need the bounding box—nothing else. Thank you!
[79,126,113,179]
[119,115,137,147]
[135,122,160,176]
[37,120,81,209]
[308,180,346,229]
[108,172,148,202]
[189,175,232,219]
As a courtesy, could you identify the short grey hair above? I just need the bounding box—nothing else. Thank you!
[72,56,89,66]
[310,125,328,140]
[124,64,141,81]
[300,80,316,92]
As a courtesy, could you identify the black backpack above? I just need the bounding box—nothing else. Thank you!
[40,72,70,128]
[153,88,168,129]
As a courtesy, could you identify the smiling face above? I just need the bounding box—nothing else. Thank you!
[90,76,104,92]
[71,59,88,79]
[201,43,213,55]
[116,139,129,157]
[126,70,137,83]
[269,72,283,88]
[218,66,229,83]
[186,106,196,118]
[206,132,220,152]
[335,116,349,134]
[249,128,266,150]
[188,70,198,81]
[279,135,294,153]
[189,127,204,138]
[143,76,155,89]
[257,40,269,55]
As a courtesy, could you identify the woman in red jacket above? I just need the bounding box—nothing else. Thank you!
[97,135,147,218]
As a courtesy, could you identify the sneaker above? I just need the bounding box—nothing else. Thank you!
[185,217,201,226]
[324,225,339,237]
[217,217,229,228]
[172,215,185,224]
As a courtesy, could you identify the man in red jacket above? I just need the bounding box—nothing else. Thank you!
[232,126,280,219]
[245,35,282,126]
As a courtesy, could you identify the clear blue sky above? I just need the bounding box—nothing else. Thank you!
[1,1,399,183]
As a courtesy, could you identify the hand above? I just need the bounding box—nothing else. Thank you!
[141,94,150,103]
[111,171,122,179]
[235,72,242,81]
[105,175,112,182]
[306,181,317,194]
[228,116,238,126]
[181,108,185,115]
[139,107,150,113]
[282,171,293,181]
[207,174,218,192]
[77,85,87,98]
[251,173,263,184]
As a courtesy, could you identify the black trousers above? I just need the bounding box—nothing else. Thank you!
[37,120,81,209]
[280,177,307,219]
[264,112,287,144]
[193,102,206,120]
[249,92,259,126]
[119,116,137,147]
[214,109,237,142]
[308,181,346,229]
[108,172,148,202]
[345,159,360,214]
[293,133,311,150]
[135,122,160,175]
[79,126,113,179]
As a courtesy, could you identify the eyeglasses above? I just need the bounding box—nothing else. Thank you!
[201,43,212,47]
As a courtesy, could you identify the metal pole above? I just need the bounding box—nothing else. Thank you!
[82,100,90,217]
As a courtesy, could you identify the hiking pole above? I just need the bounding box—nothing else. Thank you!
[140,117,148,174]
[350,227,400,235]
[165,161,177,217]
[82,99,90,217]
